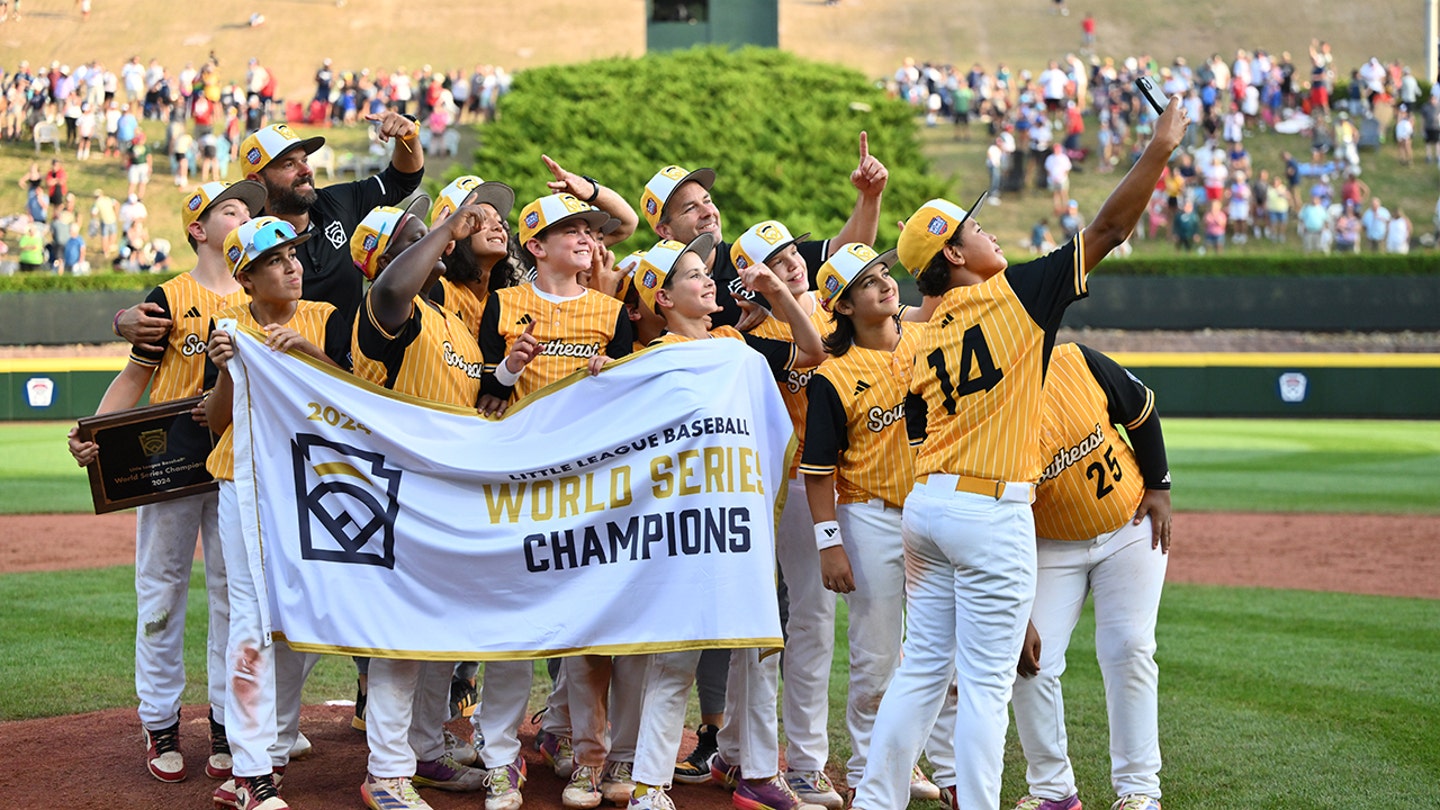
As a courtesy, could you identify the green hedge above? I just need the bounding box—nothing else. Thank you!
[1100,252,1438,276]
[457,47,949,256]
[0,271,183,293]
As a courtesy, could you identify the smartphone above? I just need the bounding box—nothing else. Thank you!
[1135,76,1167,115]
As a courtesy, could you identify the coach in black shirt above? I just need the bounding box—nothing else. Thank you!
[114,113,424,349]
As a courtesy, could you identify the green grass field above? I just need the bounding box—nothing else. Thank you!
[2,566,1437,805]
[7,418,1440,515]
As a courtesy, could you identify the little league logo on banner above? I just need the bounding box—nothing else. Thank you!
[223,326,791,660]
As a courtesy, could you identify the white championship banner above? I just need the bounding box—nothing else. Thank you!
[222,324,792,660]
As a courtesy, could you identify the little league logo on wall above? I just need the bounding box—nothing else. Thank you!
[1277,372,1308,403]
[291,434,402,569]
[24,377,54,408]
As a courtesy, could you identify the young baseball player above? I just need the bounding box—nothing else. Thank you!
[348,197,501,809]
[473,191,634,810]
[203,216,352,810]
[425,174,517,336]
[850,96,1189,810]
[1010,343,1171,810]
[626,234,825,810]
[726,223,940,809]
[66,180,265,784]
[797,244,957,804]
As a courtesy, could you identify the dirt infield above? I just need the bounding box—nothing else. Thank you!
[1,509,1436,809]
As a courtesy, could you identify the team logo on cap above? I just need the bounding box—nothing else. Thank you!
[273,124,295,138]
[824,276,842,295]
[187,194,203,211]
[524,211,540,229]
[735,255,749,270]
[845,243,878,261]
[660,165,688,180]
[246,147,262,165]
[642,269,658,289]
[457,177,480,190]
[928,216,949,236]
[645,198,658,216]
[756,223,785,244]
[227,245,242,263]
[362,234,379,251]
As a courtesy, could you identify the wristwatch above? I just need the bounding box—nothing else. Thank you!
[581,175,600,203]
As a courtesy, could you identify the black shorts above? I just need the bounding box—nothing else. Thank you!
[1425,128,1440,145]
[1045,98,1063,112]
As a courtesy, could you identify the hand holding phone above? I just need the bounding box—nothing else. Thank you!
[1135,76,1167,115]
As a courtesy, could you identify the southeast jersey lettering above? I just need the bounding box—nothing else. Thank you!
[1037,422,1105,485]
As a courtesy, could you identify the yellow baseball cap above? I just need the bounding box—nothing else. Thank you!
[517,193,610,244]
[730,220,810,271]
[640,164,716,232]
[180,180,267,229]
[895,191,988,276]
[223,216,312,277]
[816,242,899,312]
[350,195,432,280]
[238,124,326,174]
[431,175,515,227]
[633,234,716,313]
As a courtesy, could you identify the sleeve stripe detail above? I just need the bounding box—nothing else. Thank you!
[128,354,161,369]
[1073,231,1088,295]
[1123,388,1155,431]
[798,463,837,476]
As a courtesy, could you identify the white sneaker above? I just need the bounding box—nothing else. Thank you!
[288,732,313,760]
[628,787,676,810]
[600,761,636,806]
[563,764,603,809]
[909,766,941,801]
[785,770,844,810]
[444,728,479,766]
[484,758,527,810]
[362,775,433,810]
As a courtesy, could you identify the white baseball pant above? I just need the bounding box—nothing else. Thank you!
[475,660,535,767]
[366,658,456,775]
[853,476,1036,810]
[219,479,316,777]
[134,492,228,730]
[632,650,702,787]
[835,498,957,788]
[567,654,646,767]
[716,647,782,779]
[1012,517,1166,801]
[774,475,838,773]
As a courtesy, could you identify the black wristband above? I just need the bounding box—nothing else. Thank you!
[581,175,600,203]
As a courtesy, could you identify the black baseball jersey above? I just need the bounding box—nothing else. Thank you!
[710,237,829,328]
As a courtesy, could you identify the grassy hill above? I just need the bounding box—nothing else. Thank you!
[4,0,1428,96]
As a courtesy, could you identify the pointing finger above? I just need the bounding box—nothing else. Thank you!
[541,154,565,181]
[858,131,869,160]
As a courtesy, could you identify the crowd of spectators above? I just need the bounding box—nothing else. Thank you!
[890,37,1439,254]
[0,54,512,274]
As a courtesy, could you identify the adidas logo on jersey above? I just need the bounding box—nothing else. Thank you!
[939,313,955,328]
[183,305,201,318]
[853,380,871,395]
[516,313,534,326]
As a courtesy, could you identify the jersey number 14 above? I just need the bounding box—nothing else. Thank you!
[926,324,1005,414]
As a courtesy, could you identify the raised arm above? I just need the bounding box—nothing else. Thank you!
[828,131,889,256]
[542,154,639,246]
[1081,96,1190,272]
[739,262,824,368]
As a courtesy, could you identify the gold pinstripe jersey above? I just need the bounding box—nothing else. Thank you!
[1032,343,1149,540]
[908,235,1088,482]
[351,293,484,408]
[478,284,632,402]
[205,300,343,482]
[800,320,927,509]
[747,296,834,476]
[429,276,486,338]
[130,273,246,404]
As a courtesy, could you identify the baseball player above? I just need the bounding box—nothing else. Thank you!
[850,96,1188,810]
[203,216,353,810]
[1010,343,1171,810]
[66,180,265,784]
[425,175,517,336]
[727,223,940,808]
[348,198,503,809]
[639,132,886,332]
[625,234,824,810]
[797,244,957,803]
[473,191,633,810]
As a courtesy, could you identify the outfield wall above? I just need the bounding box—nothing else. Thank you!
[6,352,1439,421]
